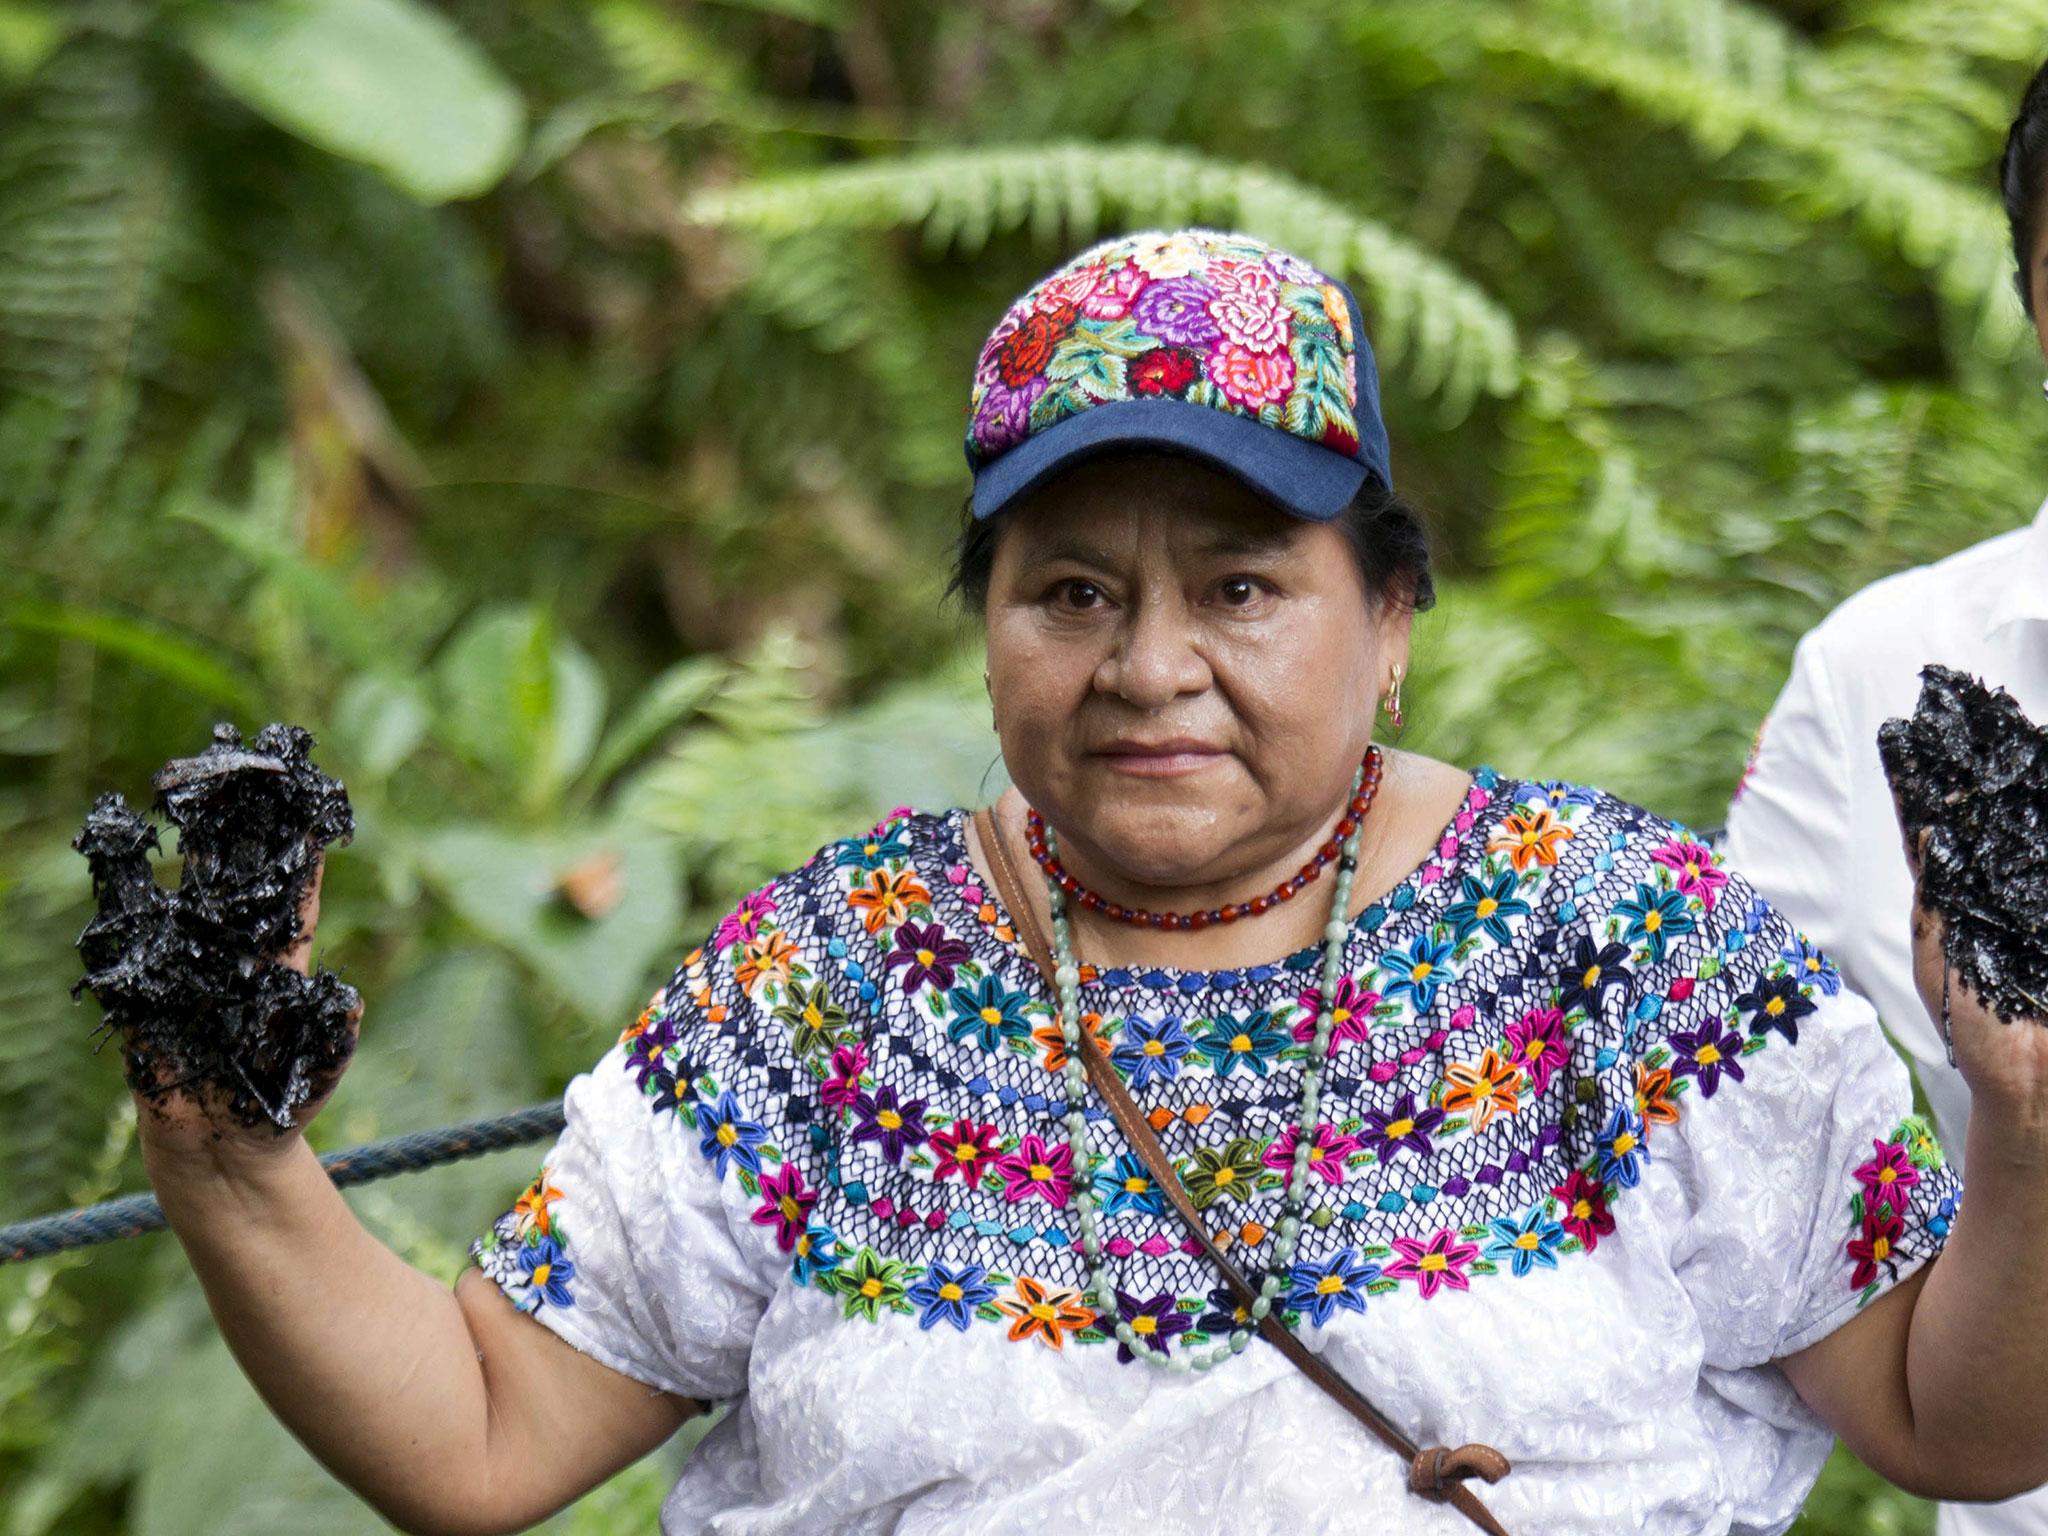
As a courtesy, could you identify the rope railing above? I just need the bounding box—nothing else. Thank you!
[2,824,1733,1266]
[0,1103,566,1264]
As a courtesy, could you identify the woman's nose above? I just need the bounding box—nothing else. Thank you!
[1094,600,1210,707]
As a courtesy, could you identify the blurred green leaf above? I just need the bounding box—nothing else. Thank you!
[703,0,849,26]
[167,499,387,675]
[327,948,532,1138]
[0,0,62,84]
[0,600,259,715]
[433,605,607,816]
[174,0,525,202]
[6,1289,213,1536]
[412,820,679,1029]
[322,946,544,1254]
[332,671,430,781]
[128,1329,392,1536]
[577,655,727,800]
[23,1283,414,1536]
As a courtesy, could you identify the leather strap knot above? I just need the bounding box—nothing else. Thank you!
[1410,1444,1514,1499]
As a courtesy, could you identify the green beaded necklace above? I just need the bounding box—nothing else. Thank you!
[1044,758,1372,1372]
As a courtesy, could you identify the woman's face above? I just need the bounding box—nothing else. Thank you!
[983,452,1408,894]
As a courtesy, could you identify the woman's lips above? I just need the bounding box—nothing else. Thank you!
[1093,740,1227,778]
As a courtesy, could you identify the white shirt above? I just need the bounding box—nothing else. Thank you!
[1725,497,2048,1536]
[475,775,1956,1535]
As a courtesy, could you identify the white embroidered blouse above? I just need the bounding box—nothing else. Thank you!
[471,767,1958,1535]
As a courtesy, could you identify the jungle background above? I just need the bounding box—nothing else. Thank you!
[0,0,2040,1528]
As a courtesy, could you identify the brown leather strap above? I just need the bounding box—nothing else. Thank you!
[974,806,1512,1536]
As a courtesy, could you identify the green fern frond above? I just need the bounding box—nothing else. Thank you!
[1534,0,1798,102]
[589,0,744,97]
[1490,338,1686,598]
[738,233,965,487]
[1519,0,2001,165]
[619,633,997,894]
[684,142,1522,416]
[0,5,179,522]
[0,825,128,1224]
[1471,5,2020,345]
[1778,385,2044,591]
[1857,0,2048,66]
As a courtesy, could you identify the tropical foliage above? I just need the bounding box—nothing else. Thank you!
[6,0,2042,1527]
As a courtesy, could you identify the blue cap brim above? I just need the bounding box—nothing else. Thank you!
[969,398,1372,523]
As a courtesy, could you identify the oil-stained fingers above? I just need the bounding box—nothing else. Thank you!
[279,845,325,976]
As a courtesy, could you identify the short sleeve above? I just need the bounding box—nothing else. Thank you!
[470,932,819,1402]
[1621,866,1961,1369]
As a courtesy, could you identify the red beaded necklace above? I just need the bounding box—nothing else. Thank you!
[1023,744,1384,931]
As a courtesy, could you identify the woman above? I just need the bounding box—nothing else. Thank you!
[138,229,2048,1535]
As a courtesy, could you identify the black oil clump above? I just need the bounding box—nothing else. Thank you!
[70,722,360,1131]
[1878,665,2048,1025]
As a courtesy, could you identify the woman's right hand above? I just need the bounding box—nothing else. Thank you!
[131,844,364,1170]
[121,845,687,1536]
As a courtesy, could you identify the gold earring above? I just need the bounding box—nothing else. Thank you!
[1383,664,1405,729]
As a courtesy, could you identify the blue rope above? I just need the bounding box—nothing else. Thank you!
[0,1102,566,1265]
[2,827,1736,1267]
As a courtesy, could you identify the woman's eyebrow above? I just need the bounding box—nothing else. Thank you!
[1017,525,1295,568]
[1018,539,1116,569]
[1194,526,1299,558]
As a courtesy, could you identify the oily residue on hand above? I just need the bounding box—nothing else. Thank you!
[1878,665,2048,1025]
[71,722,360,1131]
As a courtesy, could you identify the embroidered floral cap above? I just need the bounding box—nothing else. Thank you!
[964,227,1390,522]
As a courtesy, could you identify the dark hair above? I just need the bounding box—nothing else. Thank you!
[945,474,1438,616]
[2001,55,2048,316]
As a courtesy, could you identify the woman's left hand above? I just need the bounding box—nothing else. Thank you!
[1778,798,2048,1504]
[1896,802,2048,1144]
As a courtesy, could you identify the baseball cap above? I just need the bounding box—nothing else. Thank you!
[963,227,1392,522]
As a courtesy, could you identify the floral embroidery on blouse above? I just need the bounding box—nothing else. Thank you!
[472,1165,578,1315]
[1844,1114,1955,1304]
[482,769,1960,1358]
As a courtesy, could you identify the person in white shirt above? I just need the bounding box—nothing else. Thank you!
[1725,55,2048,1536]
